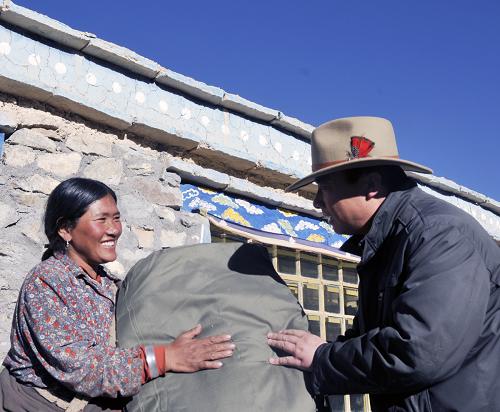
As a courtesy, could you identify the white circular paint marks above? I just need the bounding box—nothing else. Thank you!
[0,42,11,55]
[258,135,268,146]
[112,81,122,94]
[274,141,283,153]
[28,53,41,66]
[221,124,230,135]
[159,100,169,113]
[135,91,146,104]
[240,130,249,142]
[181,107,192,119]
[292,150,300,161]
[54,62,67,75]
[200,115,210,126]
[85,72,97,86]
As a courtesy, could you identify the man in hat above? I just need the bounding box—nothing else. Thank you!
[267,117,500,411]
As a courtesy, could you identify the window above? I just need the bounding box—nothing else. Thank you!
[209,219,370,411]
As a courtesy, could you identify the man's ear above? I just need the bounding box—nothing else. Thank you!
[364,172,383,200]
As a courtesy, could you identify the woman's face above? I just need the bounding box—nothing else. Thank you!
[60,194,122,269]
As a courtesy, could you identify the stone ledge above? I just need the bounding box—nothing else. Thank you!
[221,93,279,122]
[156,69,224,106]
[82,38,163,80]
[0,1,91,50]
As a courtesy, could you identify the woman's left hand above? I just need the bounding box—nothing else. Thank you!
[165,324,234,372]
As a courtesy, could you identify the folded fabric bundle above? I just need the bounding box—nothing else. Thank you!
[116,242,315,412]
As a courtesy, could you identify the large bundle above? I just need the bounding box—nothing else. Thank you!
[116,242,316,412]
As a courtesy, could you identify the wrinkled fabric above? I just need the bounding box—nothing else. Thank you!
[312,184,500,411]
[116,242,316,412]
[3,252,144,398]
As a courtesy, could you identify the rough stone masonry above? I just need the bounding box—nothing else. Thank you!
[0,92,210,359]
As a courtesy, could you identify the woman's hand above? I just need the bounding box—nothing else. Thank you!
[166,324,234,372]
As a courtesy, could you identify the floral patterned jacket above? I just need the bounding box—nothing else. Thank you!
[3,252,144,398]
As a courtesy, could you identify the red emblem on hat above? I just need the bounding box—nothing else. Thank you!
[348,136,375,159]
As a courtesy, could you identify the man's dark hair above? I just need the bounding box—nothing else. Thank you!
[42,177,117,260]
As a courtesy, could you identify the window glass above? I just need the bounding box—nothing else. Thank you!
[344,288,358,316]
[328,395,345,412]
[307,315,321,336]
[277,247,296,275]
[300,252,319,278]
[342,265,358,284]
[326,317,342,342]
[350,394,365,412]
[324,285,340,313]
[303,283,319,311]
[322,258,339,281]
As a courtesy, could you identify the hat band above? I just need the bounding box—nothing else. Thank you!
[312,155,400,172]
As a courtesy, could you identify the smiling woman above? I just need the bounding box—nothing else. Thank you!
[0,178,234,412]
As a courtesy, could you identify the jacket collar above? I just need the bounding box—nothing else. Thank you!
[341,181,417,263]
[53,251,119,282]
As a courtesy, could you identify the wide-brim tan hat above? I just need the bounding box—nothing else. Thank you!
[286,116,432,192]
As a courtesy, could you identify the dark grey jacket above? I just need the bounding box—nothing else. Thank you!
[311,184,500,411]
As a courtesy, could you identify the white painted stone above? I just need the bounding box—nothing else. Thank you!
[0,42,11,55]
[8,128,57,152]
[3,145,36,167]
[85,72,97,86]
[181,107,192,120]
[37,152,82,177]
[104,260,125,279]
[153,205,176,223]
[15,174,59,195]
[221,124,230,135]
[83,158,123,186]
[200,115,210,126]
[0,202,18,228]
[259,135,268,146]
[66,133,114,157]
[28,53,41,66]
[131,226,155,249]
[240,130,249,142]
[160,229,187,248]
[54,62,67,75]
[135,91,146,104]
[112,81,122,93]
[158,100,168,113]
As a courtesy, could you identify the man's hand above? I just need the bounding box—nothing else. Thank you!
[267,329,326,371]
[166,324,234,372]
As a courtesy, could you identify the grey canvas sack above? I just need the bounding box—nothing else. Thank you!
[116,242,316,412]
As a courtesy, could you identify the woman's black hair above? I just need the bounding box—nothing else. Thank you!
[42,177,117,261]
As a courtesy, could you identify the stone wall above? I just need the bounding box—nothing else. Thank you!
[0,93,210,359]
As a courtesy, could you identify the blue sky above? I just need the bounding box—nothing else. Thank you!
[17,0,500,200]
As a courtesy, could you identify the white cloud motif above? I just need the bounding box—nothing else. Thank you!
[188,198,217,212]
[332,240,344,248]
[182,188,199,200]
[261,223,282,234]
[294,220,319,231]
[235,199,263,215]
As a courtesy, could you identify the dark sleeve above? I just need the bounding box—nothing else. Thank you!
[310,223,491,395]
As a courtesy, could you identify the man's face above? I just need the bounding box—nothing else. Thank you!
[313,172,371,235]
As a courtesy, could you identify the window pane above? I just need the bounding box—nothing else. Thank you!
[344,288,358,316]
[342,265,358,284]
[322,258,339,281]
[324,286,340,313]
[350,394,364,412]
[300,252,318,278]
[307,315,321,336]
[326,318,342,342]
[303,283,319,311]
[286,282,299,300]
[277,248,296,275]
[328,395,345,412]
